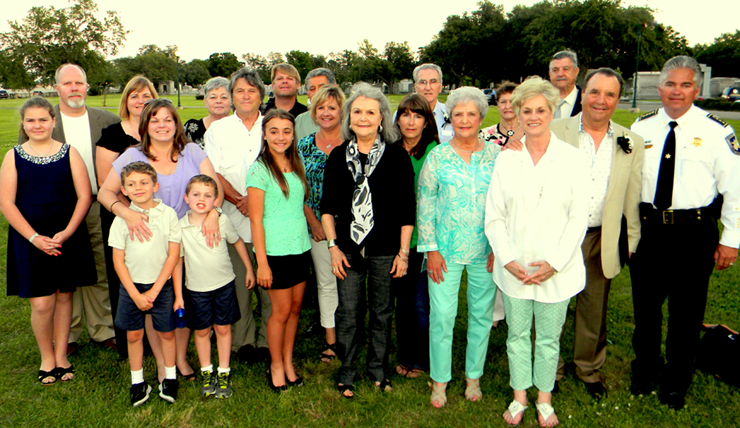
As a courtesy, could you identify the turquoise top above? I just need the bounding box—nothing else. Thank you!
[246,161,311,256]
[409,141,438,249]
[416,141,500,264]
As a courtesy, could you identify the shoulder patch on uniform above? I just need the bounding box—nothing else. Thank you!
[726,133,740,155]
[636,109,658,121]
[707,113,729,128]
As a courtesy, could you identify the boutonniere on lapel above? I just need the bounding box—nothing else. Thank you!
[443,112,450,125]
[617,134,633,154]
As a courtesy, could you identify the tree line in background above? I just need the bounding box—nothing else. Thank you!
[1,0,739,95]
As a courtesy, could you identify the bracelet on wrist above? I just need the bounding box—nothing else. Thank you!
[400,247,409,256]
[109,200,120,212]
[28,233,39,243]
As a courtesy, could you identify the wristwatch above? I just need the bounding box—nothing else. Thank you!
[214,207,223,216]
[327,239,337,249]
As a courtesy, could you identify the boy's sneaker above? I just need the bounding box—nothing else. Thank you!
[200,370,217,397]
[159,378,179,403]
[215,372,233,399]
[130,382,152,407]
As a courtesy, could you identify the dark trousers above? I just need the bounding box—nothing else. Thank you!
[630,214,718,394]
[392,249,430,371]
[101,207,127,359]
[336,253,394,385]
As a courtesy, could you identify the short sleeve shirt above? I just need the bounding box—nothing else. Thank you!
[108,199,181,283]
[245,161,311,256]
[179,213,240,292]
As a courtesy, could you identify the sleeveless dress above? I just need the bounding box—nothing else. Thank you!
[6,144,96,298]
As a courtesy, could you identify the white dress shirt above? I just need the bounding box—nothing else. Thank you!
[631,105,740,248]
[204,113,263,243]
[485,133,589,303]
[579,119,614,228]
[555,87,579,119]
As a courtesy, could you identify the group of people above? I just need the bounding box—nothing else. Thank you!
[2,50,738,426]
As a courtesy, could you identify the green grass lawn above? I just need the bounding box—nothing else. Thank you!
[1,96,739,427]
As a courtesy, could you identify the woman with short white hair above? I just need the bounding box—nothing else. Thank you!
[485,76,589,427]
[417,86,500,408]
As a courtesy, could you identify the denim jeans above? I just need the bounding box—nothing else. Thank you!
[335,253,394,385]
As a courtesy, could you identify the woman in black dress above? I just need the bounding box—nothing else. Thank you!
[0,97,95,384]
[184,77,231,148]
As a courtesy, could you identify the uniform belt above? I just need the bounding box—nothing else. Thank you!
[639,203,708,225]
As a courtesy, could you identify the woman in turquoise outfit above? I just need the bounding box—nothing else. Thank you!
[392,94,438,379]
[247,109,311,391]
[417,87,500,408]
[297,85,346,364]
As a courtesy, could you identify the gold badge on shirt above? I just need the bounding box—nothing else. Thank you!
[692,138,702,147]
[645,141,653,149]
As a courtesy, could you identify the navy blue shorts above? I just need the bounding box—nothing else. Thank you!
[184,280,241,330]
[115,280,176,333]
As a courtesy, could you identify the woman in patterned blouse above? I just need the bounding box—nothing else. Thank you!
[296,85,346,364]
[184,77,231,148]
[417,87,500,408]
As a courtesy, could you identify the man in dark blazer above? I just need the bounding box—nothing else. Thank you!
[550,68,644,399]
[21,64,121,354]
[549,50,582,119]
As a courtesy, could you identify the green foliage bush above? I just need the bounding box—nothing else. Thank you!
[695,99,740,111]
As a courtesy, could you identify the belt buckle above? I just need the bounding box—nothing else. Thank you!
[662,210,674,225]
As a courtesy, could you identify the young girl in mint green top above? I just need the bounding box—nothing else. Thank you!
[246,109,311,391]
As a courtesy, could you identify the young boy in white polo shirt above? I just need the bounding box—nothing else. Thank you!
[109,162,182,407]
[178,175,255,398]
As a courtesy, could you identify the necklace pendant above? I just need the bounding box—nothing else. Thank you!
[327,144,332,149]
[506,130,515,137]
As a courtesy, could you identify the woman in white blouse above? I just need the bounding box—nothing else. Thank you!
[484,76,589,428]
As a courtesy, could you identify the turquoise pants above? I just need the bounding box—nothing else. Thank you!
[429,261,495,383]
[502,294,570,392]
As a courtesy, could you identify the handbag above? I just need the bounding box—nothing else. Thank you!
[696,324,740,387]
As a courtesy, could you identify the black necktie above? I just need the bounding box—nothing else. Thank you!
[654,121,678,210]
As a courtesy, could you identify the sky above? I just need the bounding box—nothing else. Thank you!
[1,0,737,63]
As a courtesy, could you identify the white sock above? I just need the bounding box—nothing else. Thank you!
[218,367,230,375]
[131,369,144,385]
[164,366,176,380]
[201,365,213,373]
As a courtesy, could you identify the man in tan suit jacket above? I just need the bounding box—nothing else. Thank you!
[550,68,644,399]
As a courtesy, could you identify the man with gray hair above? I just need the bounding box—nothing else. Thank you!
[549,50,582,119]
[629,55,740,410]
[18,63,120,355]
[204,68,271,365]
[550,68,644,400]
[295,67,337,141]
[410,63,453,143]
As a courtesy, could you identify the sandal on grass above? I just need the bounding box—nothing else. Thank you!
[503,400,528,426]
[319,343,337,364]
[396,364,411,376]
[430,382,447,408]
[176,367,197,381]
[38,369,57,385]
[536,402,559,428]
[337,383,354,399]
[465,377,482,401]
[406,368,426,378]
[376,379,392,393]
[55,365,75,382]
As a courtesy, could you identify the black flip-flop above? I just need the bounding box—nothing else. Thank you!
[55,365,75,382]
[38,369,57,385]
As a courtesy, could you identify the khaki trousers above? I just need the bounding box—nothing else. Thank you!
[557,229,610,383]
[69,202,114,343]
[229,243,271,352]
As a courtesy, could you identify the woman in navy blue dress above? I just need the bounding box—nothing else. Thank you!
[0,97,95,384]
